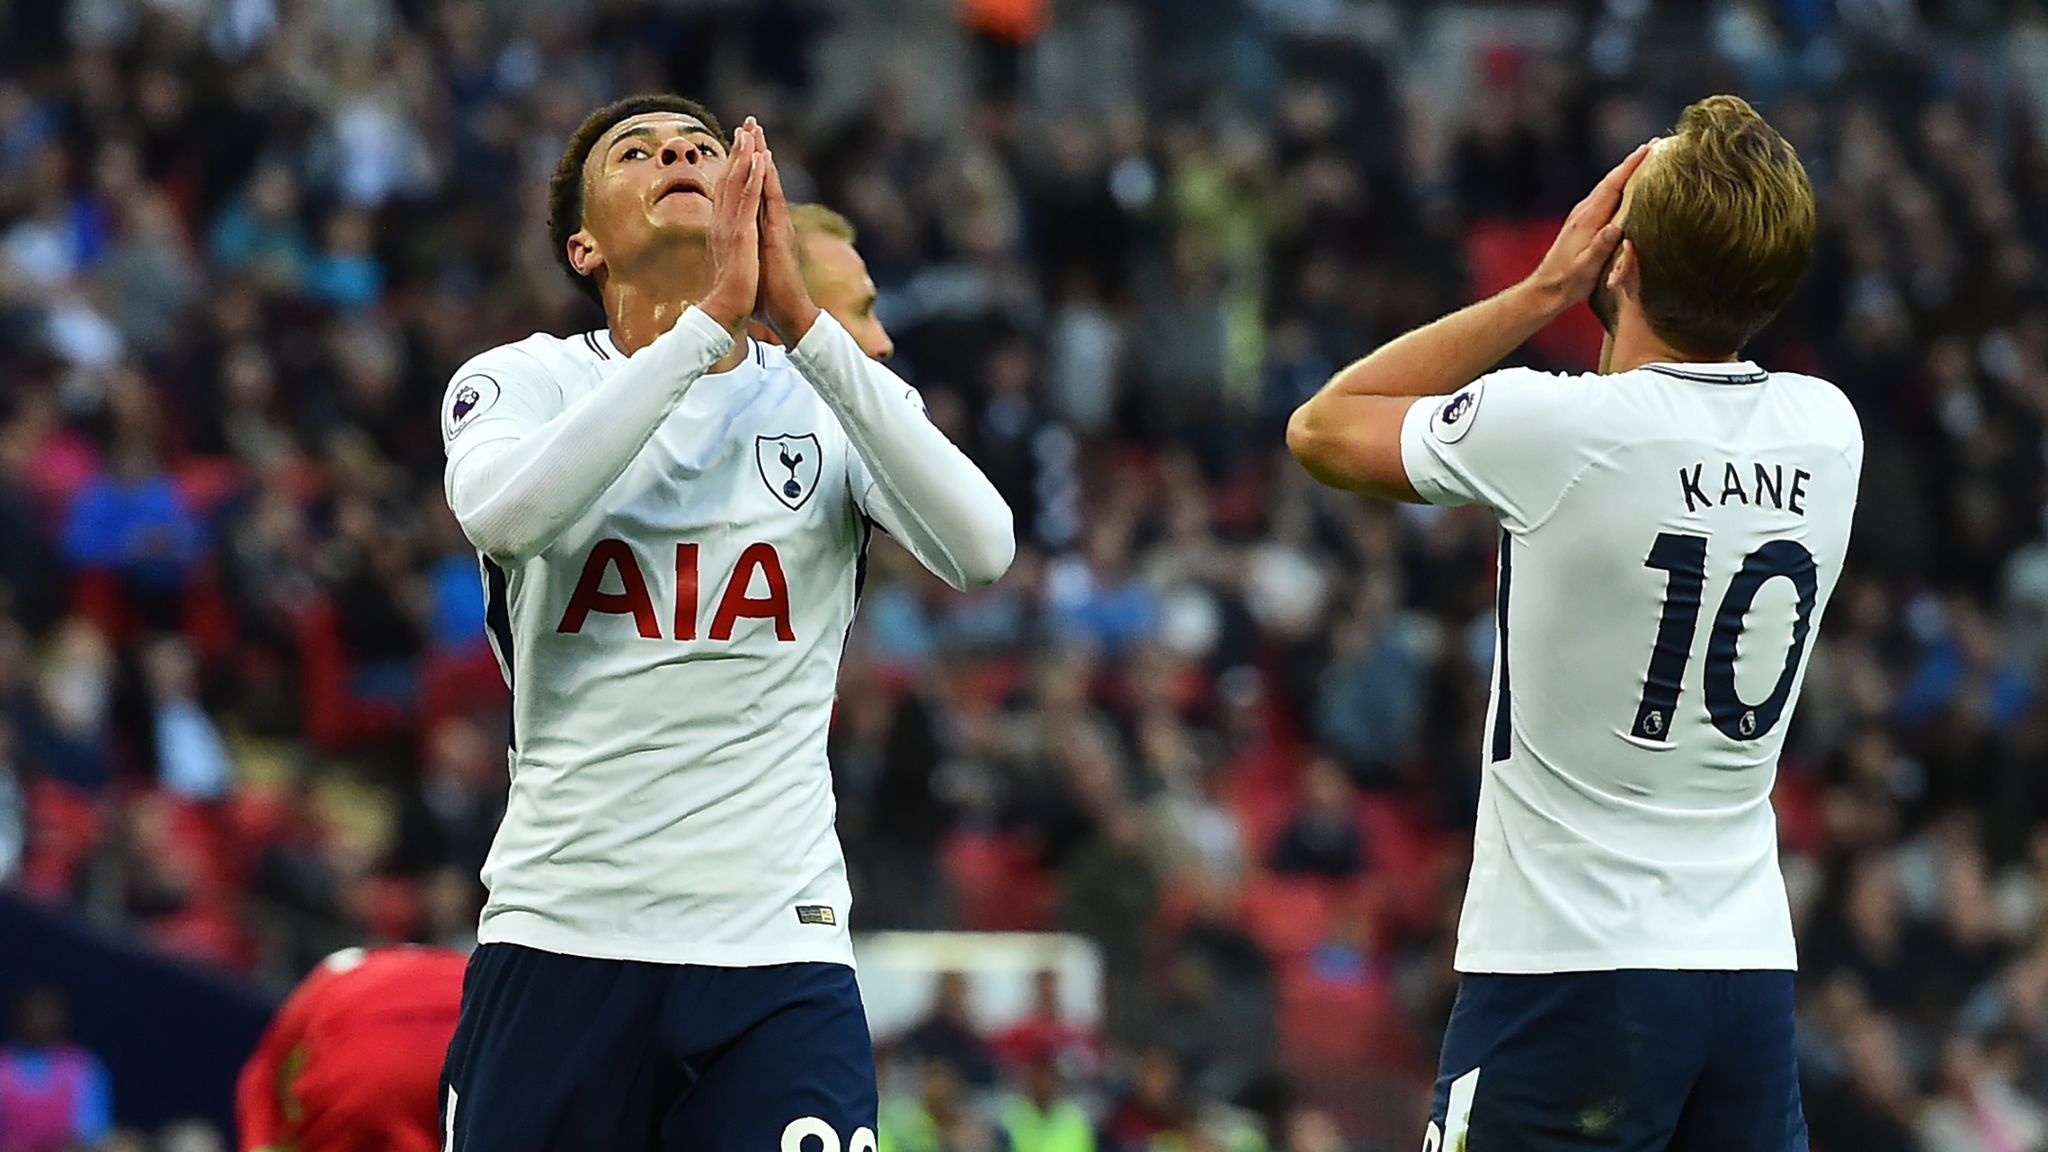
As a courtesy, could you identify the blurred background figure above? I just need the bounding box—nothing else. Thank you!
[900,972,1001,1091]
[235,946,465,1152]
[0,987,111,1152]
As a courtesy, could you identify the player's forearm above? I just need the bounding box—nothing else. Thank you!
[788,313,1016,589]
[1322,281,1560,402]
[446,308,734,564]
[1287,282,1558,499]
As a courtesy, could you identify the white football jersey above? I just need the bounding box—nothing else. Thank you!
[1400,359,1862,973]
[441,327,888,968]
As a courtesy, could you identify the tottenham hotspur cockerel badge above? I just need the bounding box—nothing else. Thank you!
[755,433,823,511]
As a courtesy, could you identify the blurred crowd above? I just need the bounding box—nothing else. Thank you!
[5,0,2048,1148]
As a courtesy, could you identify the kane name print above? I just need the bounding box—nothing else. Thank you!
[1678,460,1813,515]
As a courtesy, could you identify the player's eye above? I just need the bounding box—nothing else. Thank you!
[620,146,649,162]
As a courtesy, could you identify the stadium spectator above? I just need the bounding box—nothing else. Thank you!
[143,637,232,802]
[999,1055,1096,1152]
[878,1057,1002,1152]
[386,717,503,883]
[900,971,1001,1091]
[1918,1034,2048,1152]
[994,970,1106,1084]
[1268,752,1364,879]
[59,437,202,628]
[1311,577,1427,788]
[1280,1108,1350,1152]
[0,987,111,1152]
[1101,1047,1188,1152]
[1057,809,1162,988]
[1305,909,1377,990]
[204,165,311,295]
[21,620,114,792]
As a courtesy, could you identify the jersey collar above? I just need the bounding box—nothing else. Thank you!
[1640,361,1769,385]
[586,328,765,369]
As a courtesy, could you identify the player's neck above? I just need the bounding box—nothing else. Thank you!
[602,260,749,371]
[1599,320,1738,375]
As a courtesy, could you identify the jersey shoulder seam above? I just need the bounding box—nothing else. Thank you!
[484,338,572,406]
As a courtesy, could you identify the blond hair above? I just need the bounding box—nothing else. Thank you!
[1625,95,1816,357]
[789,203,858,264]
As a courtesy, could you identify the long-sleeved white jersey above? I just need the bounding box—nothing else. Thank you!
[1399,359,1862,974]
[440,306,1013,968]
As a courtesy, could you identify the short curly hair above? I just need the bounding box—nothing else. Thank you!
[548,94,725,307]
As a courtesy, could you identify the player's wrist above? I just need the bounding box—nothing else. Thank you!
[770,298,821,345]
[697,292,752,337]
[1507,277,1571,326]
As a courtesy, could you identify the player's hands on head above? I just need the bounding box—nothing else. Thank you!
[753,127,822,345]
[1521,139,1656,318]
[700,118,768,336]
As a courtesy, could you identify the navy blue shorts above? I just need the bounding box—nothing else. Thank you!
[1426,970,1808,1152]
[441,944,877,1152]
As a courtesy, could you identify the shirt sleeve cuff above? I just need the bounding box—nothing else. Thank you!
[788,310,855,376]
[1399,395,1455,506]
[666,304,738,358]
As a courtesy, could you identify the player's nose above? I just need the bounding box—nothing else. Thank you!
[658,137,704,168]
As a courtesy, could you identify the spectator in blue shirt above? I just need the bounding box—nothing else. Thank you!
[61,443,203,593]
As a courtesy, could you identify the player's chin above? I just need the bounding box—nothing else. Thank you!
[649,194,715,232]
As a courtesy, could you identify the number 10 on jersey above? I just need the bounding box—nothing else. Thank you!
[1633,532,1819,744]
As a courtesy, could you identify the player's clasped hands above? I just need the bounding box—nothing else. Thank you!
[700,117,823,344]
[702,117,767,334]
[1522,137,1659,315]
[751,122,823,344]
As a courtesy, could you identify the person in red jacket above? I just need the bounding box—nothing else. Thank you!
[237,945,467,1152]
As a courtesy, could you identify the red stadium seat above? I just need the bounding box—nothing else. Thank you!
[1226,743,1301,792]
[180,565,240,666]
[1225,772,1296,860]
[1276,961,1420,1074]
[287,596,411,751]
[953,656,1025,707]
[1463,219,1605,369]
[1150,878,1203,937]
[1358,793,1447,879]
[20,780,107,901]
[68,569,129,643]
[419,642,511,754]
[366,875,422,942]
[1239,874,1336,960]
[941,831,1054,932]
[172,457,243,516]
[152,901,257,971]
[1773,768,1824,856]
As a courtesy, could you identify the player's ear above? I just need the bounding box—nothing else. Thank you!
[566,230,605,280]
[1608,238,1638,296]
